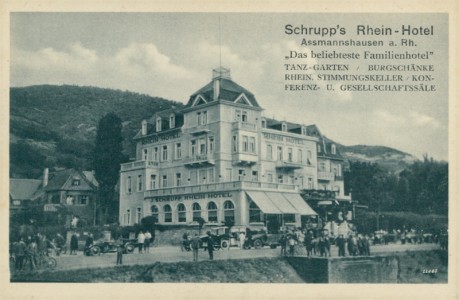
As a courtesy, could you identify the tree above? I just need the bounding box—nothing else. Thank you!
[195,217,206,234]
[141,216,156,239]
[93,113,124,224]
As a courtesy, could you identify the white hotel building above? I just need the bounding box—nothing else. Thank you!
[119,68,350,231]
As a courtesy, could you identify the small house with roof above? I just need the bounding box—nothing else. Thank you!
[10,168,99,226]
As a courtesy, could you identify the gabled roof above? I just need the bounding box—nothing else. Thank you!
[9,179,42,200]
[185,78,261,109]
[83,171,99,188]
[43,169,98,192]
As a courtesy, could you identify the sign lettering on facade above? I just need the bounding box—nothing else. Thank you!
[263,133,305,145]
[149,191,233,203]
[141,132,181,145]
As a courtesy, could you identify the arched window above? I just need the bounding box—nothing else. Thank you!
[249,201,262,223]
[164,204,172,223]
[192,203,201,221]
[177,203,186,223]
[223,200,235,224]
[151,205,159,222]
[207,201,218,222]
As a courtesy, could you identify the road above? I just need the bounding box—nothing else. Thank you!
[51,243,441,271]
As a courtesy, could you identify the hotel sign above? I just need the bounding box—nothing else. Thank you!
[263,133,305,145]
[149,191,233,203]
[141,132,181,145]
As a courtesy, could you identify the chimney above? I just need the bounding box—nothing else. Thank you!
[213,78,220,101]
[212,67,231,101]
[43,168,49,187]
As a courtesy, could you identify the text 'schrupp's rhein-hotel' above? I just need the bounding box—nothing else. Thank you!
[119,67,352,232]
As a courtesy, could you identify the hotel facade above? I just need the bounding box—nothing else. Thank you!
[119,68,351,232]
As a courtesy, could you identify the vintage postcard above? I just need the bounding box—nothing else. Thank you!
[0,0,457,299]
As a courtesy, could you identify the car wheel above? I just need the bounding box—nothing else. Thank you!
[270,245,277,249]
[125,243,135,254]
[46,257,57,270]
[91,246,101,256]
[221,240,229,250]
[254,239,263,249]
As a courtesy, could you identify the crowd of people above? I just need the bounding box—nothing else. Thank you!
[10,233,63,271]
[278,230,372,258]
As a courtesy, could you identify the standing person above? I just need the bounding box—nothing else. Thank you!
[347,235,356,256]
[116,238,123,265]
[70,232,78,255]
[288,235,296,257]
[14,238,26,271]
[324,236,331,257]
[304,233,313,257]
[318,237,325,257]
[364,235,371,256]
[336,234,346,257]
[144,231,152,253]
[137,231,145,253]
[357,235,365,256]
[238,232,245,249]
[206,231,214,260]
[190,233,200,262]
[26,239,38,270]
[279,234,287,257]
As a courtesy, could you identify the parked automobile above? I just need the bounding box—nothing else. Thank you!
[248,230,282,249]
[199,226,231,250]
[84,239,137,256]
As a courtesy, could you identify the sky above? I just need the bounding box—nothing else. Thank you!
[10,13,449,161]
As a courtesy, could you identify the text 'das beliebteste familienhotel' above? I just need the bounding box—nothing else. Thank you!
[282,24,438,93]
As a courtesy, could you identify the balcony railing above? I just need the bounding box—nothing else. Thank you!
[183,154,215,167]
[121,160,159,171]
[275,160,303,170]
[232,121,257,131]
[144,180,298,197]
[317,171,335,181]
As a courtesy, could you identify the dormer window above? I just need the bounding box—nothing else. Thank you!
[156,117,162,132]
[281,122,287,132]
[331,144,336,155]
[169,114,175,129]
[72,179,80,186]
[261,118,266,128]
[301,126,306,135]
[141,120,147,135]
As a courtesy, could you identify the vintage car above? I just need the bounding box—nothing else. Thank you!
[85,239,137,255]
[199,226,232,250]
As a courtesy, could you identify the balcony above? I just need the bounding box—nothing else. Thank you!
[232,121,257,132]
[144,180,298,198]
[275,160,303,171]
[183,154,215,167]
[121,160,160,171]
[317,171,335,181]
[189,125,211,136]
[232,152,258,166]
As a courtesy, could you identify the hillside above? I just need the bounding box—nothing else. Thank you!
[10,85,417,178]
[338,145,418,173]
[10,85,183,178]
